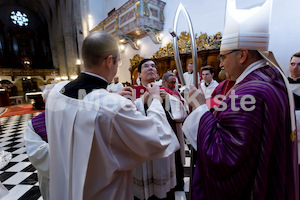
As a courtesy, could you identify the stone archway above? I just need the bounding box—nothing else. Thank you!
[14,79,23,95]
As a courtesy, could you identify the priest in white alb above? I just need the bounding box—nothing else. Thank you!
[46,32,180,200]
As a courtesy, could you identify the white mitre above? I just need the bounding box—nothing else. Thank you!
[221,0,296,133]
[221,0,271,51]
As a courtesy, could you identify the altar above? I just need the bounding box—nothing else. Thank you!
[25,92,44,110]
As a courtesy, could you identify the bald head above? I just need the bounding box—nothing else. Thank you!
[82,32,119,69]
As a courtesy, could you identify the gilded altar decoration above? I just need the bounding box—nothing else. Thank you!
[143,0,150,17]
[160,8,165,22]
[129,54,144,72]
[151,31,222,59]
[135,2,141,18]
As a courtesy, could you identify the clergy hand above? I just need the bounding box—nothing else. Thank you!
[147,83,160,100]
[188,85,205,109]
[159,89,167,99]
[141,91,150,104]
[117,87,133,98]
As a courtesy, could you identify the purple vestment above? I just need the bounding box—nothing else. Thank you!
[193,66,298,200]
[31,112,47,142]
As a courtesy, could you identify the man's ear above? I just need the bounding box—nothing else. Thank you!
[239,49,248,64]
[138,72,141,78]
[105,55,113,69]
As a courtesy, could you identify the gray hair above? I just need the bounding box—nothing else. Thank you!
[162,73,176,81]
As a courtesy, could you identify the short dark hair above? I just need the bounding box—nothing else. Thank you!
[82,32,119,69]
[201,65,214,74]
[248,50,263,60]
[138,59,157,73]
[162,73,176,81]
[291,52,300,61]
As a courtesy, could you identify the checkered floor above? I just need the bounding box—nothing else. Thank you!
[0,113,43,200]
[0,113,192,200]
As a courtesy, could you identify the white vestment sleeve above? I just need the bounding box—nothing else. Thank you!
[113,98,180,167]
[24,120,50,200]
[169,95,187,122]
[182,104,209,150]
[24,121,49,178]
[169,95,187,164]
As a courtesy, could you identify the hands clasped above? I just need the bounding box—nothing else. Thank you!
[116,84,168,105]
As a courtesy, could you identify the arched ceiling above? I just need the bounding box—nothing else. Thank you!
[0,0,86,77]
[0,0,51,23]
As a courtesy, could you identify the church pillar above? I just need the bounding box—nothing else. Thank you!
[74,20,84,72]
[63,32,77,77]
[56,39,68,77]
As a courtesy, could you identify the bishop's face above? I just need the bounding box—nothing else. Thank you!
[289,56,300,78]
[219,50,241,81]
[139,60,157,85]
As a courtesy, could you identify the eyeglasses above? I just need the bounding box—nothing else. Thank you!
[219,50,239,62]
[142,63,157,69]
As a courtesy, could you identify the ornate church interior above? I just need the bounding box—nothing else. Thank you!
[0,0,299,199]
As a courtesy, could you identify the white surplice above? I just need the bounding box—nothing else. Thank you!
[24,120,49,200]
[107,82,124,93]
[183,72,200,87]
[200,79,219,99]
[46,81,180,200]
[133,95,187,199]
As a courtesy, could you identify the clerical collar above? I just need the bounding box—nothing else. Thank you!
[288,76,300,83]
[82,72,108,83]
[141,81,155,88]
[205,82,211,87]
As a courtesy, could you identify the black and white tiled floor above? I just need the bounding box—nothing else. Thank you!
[0,113,192,200]
[0,113,43,200]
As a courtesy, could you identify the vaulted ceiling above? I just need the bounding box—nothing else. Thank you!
[0,0,88,77]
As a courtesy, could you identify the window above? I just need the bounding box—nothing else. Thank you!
[10,11,29,26]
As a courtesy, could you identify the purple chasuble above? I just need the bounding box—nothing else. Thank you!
[32,112,48,142]
[193,66,298,200]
